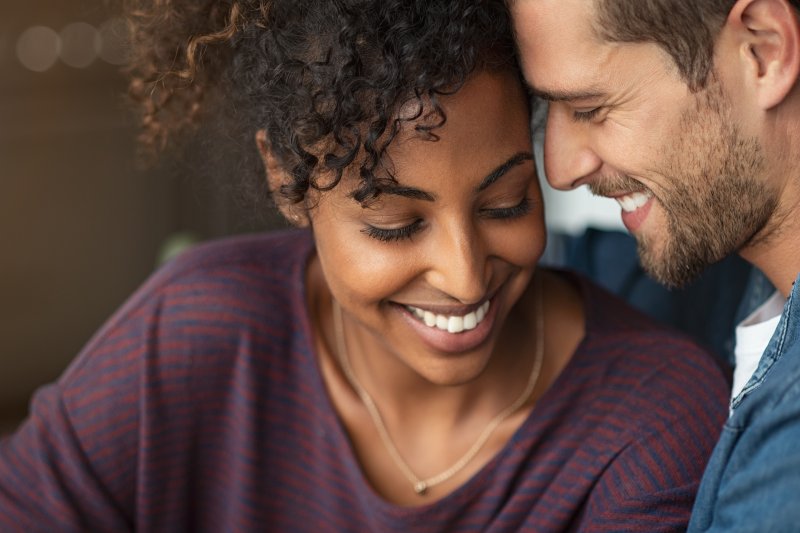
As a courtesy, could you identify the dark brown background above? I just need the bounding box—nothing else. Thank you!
[0,0,280,433]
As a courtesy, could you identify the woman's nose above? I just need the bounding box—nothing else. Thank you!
[424,222,489,304]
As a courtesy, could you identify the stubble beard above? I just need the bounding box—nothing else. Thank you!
[591,79,777,289]
[638,80,776,288]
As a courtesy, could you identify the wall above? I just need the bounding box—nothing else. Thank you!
[0,1,280,431]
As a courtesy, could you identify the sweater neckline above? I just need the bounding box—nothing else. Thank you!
[290,230,595,514]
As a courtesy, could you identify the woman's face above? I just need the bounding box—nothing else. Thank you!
[309,69,545,386]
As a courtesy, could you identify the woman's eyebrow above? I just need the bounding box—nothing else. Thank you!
[478,152,534,191]
[378,184,436,201]
[376,151,533,200]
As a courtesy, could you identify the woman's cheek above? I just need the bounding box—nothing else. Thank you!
[488,217,545,269]
[323,233,416,304]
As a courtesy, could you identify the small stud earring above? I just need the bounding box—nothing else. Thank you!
[287,211,306,226]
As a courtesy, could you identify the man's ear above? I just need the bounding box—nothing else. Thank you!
[255,130,309,227]
[727,0,800,109]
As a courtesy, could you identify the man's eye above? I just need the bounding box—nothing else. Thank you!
[572,107,601,122]
[361,219,424,242]
[481,197,533,220]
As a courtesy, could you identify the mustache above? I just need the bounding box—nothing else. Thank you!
[587,173,648,197]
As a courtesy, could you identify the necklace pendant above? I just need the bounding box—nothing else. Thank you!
[332,281,544,503]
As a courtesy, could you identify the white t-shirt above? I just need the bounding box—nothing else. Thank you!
[732,291,786,400]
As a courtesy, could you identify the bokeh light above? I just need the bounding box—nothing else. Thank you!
[60,22,98,68]
[16,26,61,72]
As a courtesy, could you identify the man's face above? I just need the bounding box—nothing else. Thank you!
[511,0,777,287]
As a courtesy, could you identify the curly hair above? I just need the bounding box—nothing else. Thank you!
[126,0,519,205]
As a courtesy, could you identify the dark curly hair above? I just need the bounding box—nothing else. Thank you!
[126,0,520,205]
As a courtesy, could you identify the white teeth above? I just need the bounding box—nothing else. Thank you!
[447,316,464,334]
[616,191,653,213]
[619,196,636,212]
[463,312,477,330]
[406,301,491,334]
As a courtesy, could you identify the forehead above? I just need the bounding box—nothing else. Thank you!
[510,0,621,97]
[327,69,533,206]
[387,70,531,176]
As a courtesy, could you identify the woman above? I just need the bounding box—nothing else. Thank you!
[0,0,728,530]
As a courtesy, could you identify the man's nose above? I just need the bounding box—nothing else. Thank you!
[543,103,603,190]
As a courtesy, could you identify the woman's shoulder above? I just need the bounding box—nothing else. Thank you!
[159,228,314,286]
[67,229,315,374]
[563,268,724,357]
[550,268,731,410]
[538,271,730,472]
[132,229,313,312]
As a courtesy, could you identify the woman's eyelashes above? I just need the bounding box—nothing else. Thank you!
[480,196,532,220]
[361,219,424,242]
[361,196,533,243]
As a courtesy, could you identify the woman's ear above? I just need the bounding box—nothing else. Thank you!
[255,130,310,227]
[727,0,800,110]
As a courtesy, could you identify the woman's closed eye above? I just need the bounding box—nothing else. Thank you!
[361,219,425,242]
[361,196,533,243]
[480,196,532,220]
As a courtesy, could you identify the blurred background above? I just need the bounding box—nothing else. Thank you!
[0,0,285,434]
[0,1,621,435]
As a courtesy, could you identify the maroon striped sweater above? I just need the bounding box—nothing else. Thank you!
[0,229,729,532]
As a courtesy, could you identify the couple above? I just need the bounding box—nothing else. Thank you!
[0,0,797,531]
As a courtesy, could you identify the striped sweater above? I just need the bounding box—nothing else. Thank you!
[0,229,729,532]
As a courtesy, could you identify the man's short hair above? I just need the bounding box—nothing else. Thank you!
[593,0,799,91]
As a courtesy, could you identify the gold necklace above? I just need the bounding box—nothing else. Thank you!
[331,276,544,496]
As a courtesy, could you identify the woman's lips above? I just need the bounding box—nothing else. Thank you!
[405,301,491,334]
[394,292,501,355]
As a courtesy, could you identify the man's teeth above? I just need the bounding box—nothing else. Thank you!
[617,191,653,212]
[407,301,490,334]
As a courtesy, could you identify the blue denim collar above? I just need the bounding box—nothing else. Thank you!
[730,272,800,412]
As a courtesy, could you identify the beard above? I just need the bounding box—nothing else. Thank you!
[590,79,777,289]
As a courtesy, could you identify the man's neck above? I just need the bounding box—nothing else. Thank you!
[740,196,800,298]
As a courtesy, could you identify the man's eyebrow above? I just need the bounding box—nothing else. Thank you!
[478,152,534,191]
[525,83,605,103]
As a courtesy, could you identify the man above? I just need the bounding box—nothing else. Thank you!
[509,0,800,530]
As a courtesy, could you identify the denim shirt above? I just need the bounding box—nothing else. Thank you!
[689,272,800,532]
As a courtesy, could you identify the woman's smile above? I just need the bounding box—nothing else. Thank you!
[307,69,545,386]
[395,294,499,354]
[405,300,491,334]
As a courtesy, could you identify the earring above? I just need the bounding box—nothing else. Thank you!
[288,211,307,226]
